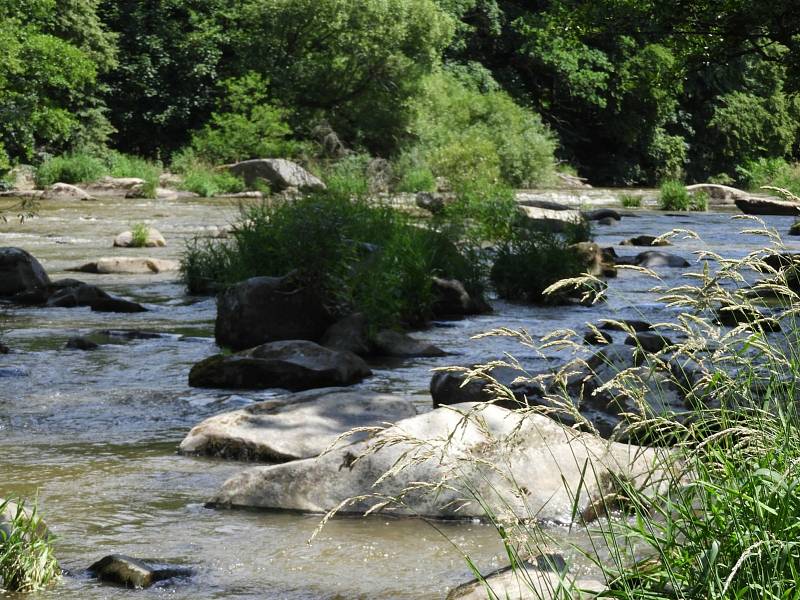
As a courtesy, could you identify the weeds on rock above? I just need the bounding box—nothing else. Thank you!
[0,497,60,592]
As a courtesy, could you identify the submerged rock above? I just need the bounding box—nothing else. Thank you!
[88,555,192,589]
[68,257,179,274]
[620,235,671,247]
[208,402,669,524]
[189,340,371,391]
[215,274,333,351]
[227,159,325,192]
[180,388,416,462]
[582,208,621,222]
[371,329,446,358]
[113,228,167,248]
[46,281,147,313]
[447,556,605,600]
[0,247,51,299]
[65,336,99,351]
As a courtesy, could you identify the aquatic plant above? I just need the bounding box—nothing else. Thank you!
[0,497,60,592]
[130,222,149,248]
[620,193,642,208]
[659,180,707,211]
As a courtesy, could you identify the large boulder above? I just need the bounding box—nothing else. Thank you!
[68,257,179,274]
[179,388,416,462]
[41,182,92,201]
[188,340,371,391]
[88,555,192,589]
[735,196,800,216]
[113,228,166,248]
[371,329,446,358]
[7,165,37,191]
[685,183,748,207]
[86,176,146,197]
[321,313,372,356]
[571,242,617,278]
[0,247,51,298]
[431,277,491,318]
[226,159,325,192]
[215,274,333,351]
[518,205,585,233]
[208,402,670,524]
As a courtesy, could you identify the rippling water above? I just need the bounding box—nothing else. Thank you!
[1,194,798,598]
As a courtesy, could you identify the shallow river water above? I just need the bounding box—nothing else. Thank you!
[1,193,798,598]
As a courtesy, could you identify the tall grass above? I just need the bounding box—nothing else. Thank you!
[659,180,707,211]
[312,196,800,599]
[35,152,106,187]
[0,497,60,592]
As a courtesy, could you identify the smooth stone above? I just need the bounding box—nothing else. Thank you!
[518,205,585,233]
[735,196,800,216]
[583,330,613,345]
[517,199,571,211]
[188,340,372,391]
[0,247,51,297]
[215,274,333,352]
[86,177,145,197]
[88,555,192,589]
[598,319,653,332]
[46,282,147,313]
[226,159,325,192]
[208,402,670,523]
[371,329,446,358]
[179,388,416,462]
[68,257,179,274]
[41,182,92,201]
[113,228,166,248]
[685,183,749,206]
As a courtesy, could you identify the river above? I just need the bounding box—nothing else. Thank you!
[1,192,797,598]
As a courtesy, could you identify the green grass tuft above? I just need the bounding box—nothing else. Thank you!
[0,497,60,592]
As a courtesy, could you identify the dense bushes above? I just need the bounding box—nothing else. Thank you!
[182,185,479,329]
[737,157,800,196]
[406,71,556,190]
[659,180,707,211]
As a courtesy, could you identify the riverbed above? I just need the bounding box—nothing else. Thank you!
[1,193,798,598]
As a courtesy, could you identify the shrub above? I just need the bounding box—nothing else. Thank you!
[182,189,475,329]
[659,180,707,211]
[620,193,642,208]
[0,497,60,592]
[394,151,436,193]
[171,149,246,198]
[490,227,586,303]
[35,152,106,186]
[189,73,299,165]
[408,71,557,189]
[737,157,800,196]
[130,223,149,248]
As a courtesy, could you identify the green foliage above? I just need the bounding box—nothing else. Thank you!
[181,188,477,328]
[171,149,245,198]
[659,180,706,211]
[130,223,149,248]
[409,71,556,189]
[0,497,60,592]
[394,151,437,193]
[620,193,642,208]
[189,73,298,165]
[35,152,106,186]
[106,151,161,198]
[490,227,585,303]
[737,157,800,196]
[233,0,454,154]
